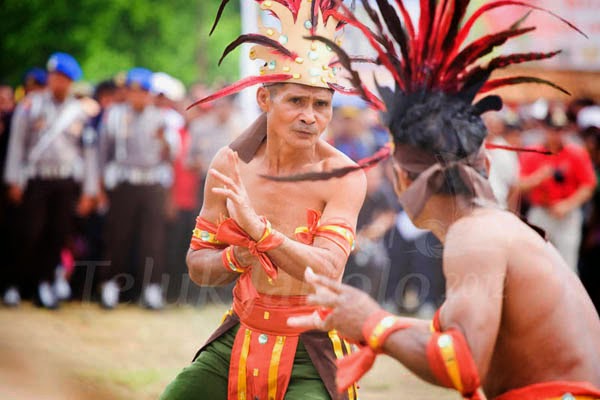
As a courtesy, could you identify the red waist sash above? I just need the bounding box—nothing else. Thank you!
[494,381,600,400]
[228,283,318,400]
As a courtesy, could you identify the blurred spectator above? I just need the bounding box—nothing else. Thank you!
[579,122,600,315]
[484,111,521,211]
[188,93,242,175]
[98,67,179,310]
[0,83,17,306]
[383,210,444,318]
[330,105,374,161]
[519,106,597,272]
[164,101,203,303]
[343,163,397,301]
[23,67,47,95]
[2,53,99,308]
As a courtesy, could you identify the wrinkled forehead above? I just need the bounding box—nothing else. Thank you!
[271,82,333,99]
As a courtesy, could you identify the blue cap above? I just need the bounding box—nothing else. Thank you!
[126,67,153,91]
[24,67,47,86]
[46,52,82,81]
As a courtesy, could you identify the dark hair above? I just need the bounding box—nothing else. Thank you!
[389,92,488,196]
[94,79,117,100]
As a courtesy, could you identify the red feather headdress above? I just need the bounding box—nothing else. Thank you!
[268,0,586,181]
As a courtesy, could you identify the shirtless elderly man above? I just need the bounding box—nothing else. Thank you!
[161,1,366,399]
[287,1,600,399]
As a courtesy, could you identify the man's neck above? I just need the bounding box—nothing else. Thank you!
[263,132,318,175]
[51,90,68,104]
[415,195,476,244]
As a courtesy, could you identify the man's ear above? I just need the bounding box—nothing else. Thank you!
[256,87,270,113]
[392,161,411,196]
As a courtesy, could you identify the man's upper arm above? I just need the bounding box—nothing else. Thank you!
[313,168,367,267]
[439,225,507,378]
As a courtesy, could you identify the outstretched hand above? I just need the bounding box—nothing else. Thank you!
[209,149,264,240]
[288,267,382,343]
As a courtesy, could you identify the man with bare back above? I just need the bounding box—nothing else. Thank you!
[285,1,600,399]
[161,1,366,399]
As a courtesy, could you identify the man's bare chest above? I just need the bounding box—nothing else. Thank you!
[242,175,326,237]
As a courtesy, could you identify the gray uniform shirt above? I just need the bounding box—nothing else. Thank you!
[99,103,179,189]
[3,90,99,195]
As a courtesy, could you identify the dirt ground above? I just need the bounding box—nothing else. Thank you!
[0,302,457,400]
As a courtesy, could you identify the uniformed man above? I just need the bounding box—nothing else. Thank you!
[98,67,179,310]
[3,52,99,309]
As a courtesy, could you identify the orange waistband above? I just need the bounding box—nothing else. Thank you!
[494,381,600,400]
[233,285,317,336]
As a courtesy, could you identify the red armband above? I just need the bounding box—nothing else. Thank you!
[336,310,411,393]
[190,216,228,250]
[426,328,484,399]
[295,209,356,257]
[216,216,284,281]
[221,246,249,274]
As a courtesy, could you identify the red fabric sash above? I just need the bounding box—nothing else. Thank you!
[336,310,411,393]
[494,381,600,400]
[216,217,284,281]
[190,216,228,250]
[295,209,356,257]
[228,283,318,400]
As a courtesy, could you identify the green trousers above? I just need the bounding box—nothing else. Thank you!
[160,324,330,399]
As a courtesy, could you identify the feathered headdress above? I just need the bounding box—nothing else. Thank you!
[188,0,354,110]
[265,0,585,183]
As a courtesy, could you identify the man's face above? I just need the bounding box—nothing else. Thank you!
[47,72,72,99]
[259,83,333,148]
[127,86,151,110]
[0,86,14,114]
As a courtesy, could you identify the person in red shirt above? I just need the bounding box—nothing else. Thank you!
[519,108,597,271]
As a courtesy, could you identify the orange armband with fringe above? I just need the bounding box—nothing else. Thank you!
[336,310,411,393]
[190,216,228,250]
[426,328,485,400]
[295,209,356,257]
[216,216,284,281]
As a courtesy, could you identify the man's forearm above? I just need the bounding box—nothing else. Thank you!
[267,235,342,281]
[186,248,238,287]
[381,323,439,385]
[562,186,594,211]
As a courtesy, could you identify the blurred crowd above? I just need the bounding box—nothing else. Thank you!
[0,52,598,317]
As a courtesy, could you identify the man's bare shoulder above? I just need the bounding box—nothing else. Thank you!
[209,146,234,170]
[444,208,528,268]
[317,139,355,166]
[317,140,367,189]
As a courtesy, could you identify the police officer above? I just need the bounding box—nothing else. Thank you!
[3,52,99,308]
[98,67,179,310]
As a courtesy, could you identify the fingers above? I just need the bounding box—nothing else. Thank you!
[209,168,239,191]
[229,150,243,186]
[307,285,341,308]
[287,311,327,331]
[305,267,342,294]
[212,187,243,204]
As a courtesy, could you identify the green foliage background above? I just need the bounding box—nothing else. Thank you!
[0,0,242,87]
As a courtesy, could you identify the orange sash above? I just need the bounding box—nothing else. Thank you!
[295,209,356,257]
[228,283,317,400]
[494,382,600,400]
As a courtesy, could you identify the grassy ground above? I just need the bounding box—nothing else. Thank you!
[0,302,457,400]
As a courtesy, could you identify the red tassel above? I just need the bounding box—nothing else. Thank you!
[480,76,570,96]
[451,0,587,60]
[485,142,553,155]
[186,74,292,110]
[336,349,377,393]
[443,27,535,77]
